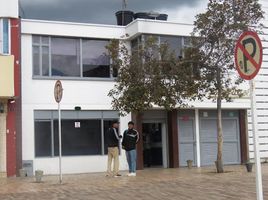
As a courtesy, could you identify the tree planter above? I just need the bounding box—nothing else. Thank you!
[245,162,253,172]
[35,170,44,183]
[19,169,27,177]
[215,160,224,173]
[186,160,193,169]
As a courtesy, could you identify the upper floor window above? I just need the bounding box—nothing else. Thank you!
[0,18,10,54]
[131,34,191,59]
[32,35,115,79]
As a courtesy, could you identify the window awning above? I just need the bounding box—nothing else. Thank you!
[0,55,14,98]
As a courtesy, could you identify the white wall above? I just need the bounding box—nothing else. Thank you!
[248,0,268,160]
[0,0,18,18]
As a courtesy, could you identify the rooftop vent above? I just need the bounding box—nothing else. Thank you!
[134,12,168,21]
[115,10,134,26]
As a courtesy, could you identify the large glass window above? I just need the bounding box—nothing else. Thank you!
[35,121,52,157]
[54,120,102,156]
[82,40,110,78]
[160,36,183,58]
[132,35,187,60]
[2,18,9,54]
[33,46,40,76]
[51,37,80,77]
[32,35,114,79]
[34,111,119,157]
[33,36,50,76]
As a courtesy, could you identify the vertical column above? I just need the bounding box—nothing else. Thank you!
[239,109,249,163]
[131,113,143,170]
[6,18,21,177]
[195,109,201,167]
[167,110,179,168]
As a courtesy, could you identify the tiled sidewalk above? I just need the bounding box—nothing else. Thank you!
[0,164,268,200]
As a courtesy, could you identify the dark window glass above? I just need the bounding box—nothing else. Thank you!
[160,36,183,58]
[131,38,139,51]
[42,46,49,76]
[143,35,159,60]
[51,37,80,77]
[82,40,110,78]
[33,46,40,76]
[3,18,9,54]
[32,36,40,44]
[41,37,49,45]
[54,119,102,156]
[35,121,52,157]
[103,119,119,154]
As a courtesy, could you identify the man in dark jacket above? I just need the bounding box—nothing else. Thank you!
[122,121,139,177]
[106,120,122,177]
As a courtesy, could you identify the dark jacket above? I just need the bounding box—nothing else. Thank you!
[122,128,139,151]
[106,128,121,148]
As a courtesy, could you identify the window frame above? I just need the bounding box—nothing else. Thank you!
[34,110,119,158]
[32,35,115,80]
[0,18,11,55]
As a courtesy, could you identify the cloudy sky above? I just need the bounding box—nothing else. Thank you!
[19,0,208,25]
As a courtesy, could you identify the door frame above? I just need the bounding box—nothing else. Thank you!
[142,120,168,168]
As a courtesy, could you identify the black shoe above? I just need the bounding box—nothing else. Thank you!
[114,174,122,177]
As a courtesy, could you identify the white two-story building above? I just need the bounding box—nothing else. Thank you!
[1,0,268,176]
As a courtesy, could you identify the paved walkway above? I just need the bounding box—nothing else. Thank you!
[0,164,268,200]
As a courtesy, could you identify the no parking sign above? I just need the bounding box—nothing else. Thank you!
[235,31,263,80]
[235,31,263,200]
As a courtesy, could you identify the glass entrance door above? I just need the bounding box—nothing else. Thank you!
[142,123,163,167]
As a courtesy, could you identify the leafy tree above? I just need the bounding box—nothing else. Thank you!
[185,0,263,172]
[106,36,204,115]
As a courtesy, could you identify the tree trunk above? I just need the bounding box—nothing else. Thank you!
[216,67,224,173]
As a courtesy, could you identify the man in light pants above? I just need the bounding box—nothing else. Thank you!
[106,120,122,177]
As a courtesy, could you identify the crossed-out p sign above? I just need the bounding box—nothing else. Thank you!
[235,31,263,80]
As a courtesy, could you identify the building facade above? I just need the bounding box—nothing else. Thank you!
[19,18,251,175]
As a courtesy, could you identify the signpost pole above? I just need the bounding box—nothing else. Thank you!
[235,31,264,200]
[54,80,63,184]
[58,101,62,184]
[250,79,263,200]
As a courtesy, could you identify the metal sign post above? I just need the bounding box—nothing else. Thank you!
[58,102,62,184]
[235,31,263,200]
[54,80,63,184]
[250,79,263,200]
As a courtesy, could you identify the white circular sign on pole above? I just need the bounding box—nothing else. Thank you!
[54,80,63,103]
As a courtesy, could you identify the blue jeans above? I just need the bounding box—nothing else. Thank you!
[126,149,137,173]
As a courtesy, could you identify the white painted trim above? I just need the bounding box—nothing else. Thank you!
[195,109,201,167]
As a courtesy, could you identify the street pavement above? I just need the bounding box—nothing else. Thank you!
[0,164,268,200]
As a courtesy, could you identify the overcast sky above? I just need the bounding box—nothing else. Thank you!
[19,0,208,25]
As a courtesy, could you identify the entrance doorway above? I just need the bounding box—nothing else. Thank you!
[142,122,167,168]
